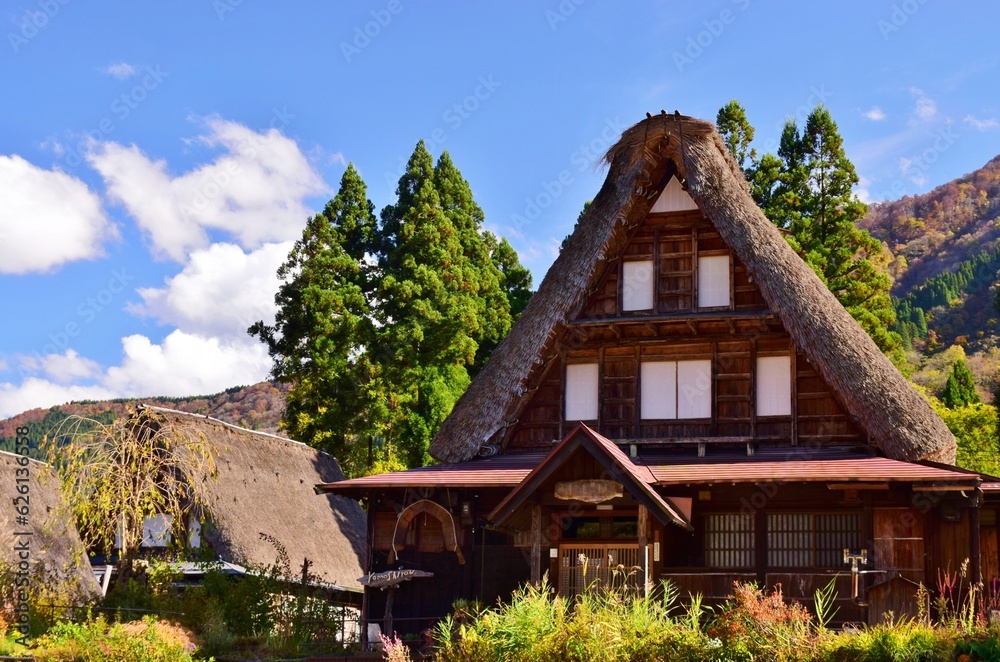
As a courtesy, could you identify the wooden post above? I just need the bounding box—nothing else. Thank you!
[531,503,542,586]
[384,586,395,639]
[972,503,982,584]
[637,504,649,595]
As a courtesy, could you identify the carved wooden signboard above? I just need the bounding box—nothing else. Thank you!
[359,568,434,589]
[554,479,624,503]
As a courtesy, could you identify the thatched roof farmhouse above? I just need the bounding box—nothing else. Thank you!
[0,451,100,599]
[321,113,981,632]
[140,406,366,594]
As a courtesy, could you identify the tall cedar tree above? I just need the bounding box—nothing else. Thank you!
[942,358,981,408]
[249,164,380,462]
[377,142,515,467]
[718,102,901,360]
[716,100,756,176]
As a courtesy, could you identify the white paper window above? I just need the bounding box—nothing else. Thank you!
[698,255,730,308]
[641,361,677,419]
[641,360,711,419]
[757,355,792,416]
[705,513,754,568]
[142,514,172,547]
[622,260,654,311]
[677,360,712,419]
[565,363,599,420]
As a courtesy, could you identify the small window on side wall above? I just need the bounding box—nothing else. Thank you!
[697,255,730,308]
[565,363,599,421]
[622,260,654,311]
[757,355,792,416]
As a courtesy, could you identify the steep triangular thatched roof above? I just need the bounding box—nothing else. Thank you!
[0,451,100,600]
[144,406,366,592]
[430,113,956,465]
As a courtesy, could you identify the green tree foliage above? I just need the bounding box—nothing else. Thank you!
[485,231,533,320]
[930,397,1000,475]
[716,99,756,175]
[941,358,981,408]
[249,164,381,463]
[892,246,1000,347]
[723,102,902,360]
[252,145,529,472]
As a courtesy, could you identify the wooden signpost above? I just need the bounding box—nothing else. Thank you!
[359,568,434,637]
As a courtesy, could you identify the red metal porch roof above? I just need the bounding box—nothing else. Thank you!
[315,453,544,493]
[317,446,981,496]
[640,456,979,486]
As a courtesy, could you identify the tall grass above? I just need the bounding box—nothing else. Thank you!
[434,576,999,662]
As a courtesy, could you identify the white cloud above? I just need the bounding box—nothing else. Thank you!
[104,331,271,397]
[0,378,116,418]
[102,62,137,79]
[0,331,271,417]
[88,117,327,262]
[864,106,886,121]
[130,241,289,339]
[20,349,101,384]
[909,88,937,122]
[964,114,999,131]
[0,155,116,274]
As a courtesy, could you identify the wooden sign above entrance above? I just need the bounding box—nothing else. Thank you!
[359,568,434,589]
[554,479,624,504]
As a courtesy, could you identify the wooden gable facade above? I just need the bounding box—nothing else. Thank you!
[505,181,864,453]
[319,114,997,634]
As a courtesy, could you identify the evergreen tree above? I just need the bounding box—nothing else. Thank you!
[376,142,521,466]
[942,359,981,408]
[716,100,756,175]
[776,108,901,358]
[249,163,379,462]
[486,231,533,318]
[433,151,513,371]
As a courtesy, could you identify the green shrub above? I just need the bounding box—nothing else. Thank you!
[31,615,200,662]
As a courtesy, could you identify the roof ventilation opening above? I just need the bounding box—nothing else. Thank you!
[650,176,697,213]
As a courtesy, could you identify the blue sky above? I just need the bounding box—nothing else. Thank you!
[1,1,997,417]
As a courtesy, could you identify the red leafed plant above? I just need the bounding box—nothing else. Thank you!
[709,582,813,660]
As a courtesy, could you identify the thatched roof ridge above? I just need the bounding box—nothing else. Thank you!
[143,406,366,592]
[429,113,955,465]
[0,451,100,599]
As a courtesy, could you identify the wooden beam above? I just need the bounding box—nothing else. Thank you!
[637,505,649,595]
[912,484,978,492]
[971,504,982,584]
[531,503,542,587]
[827,483,889,491]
